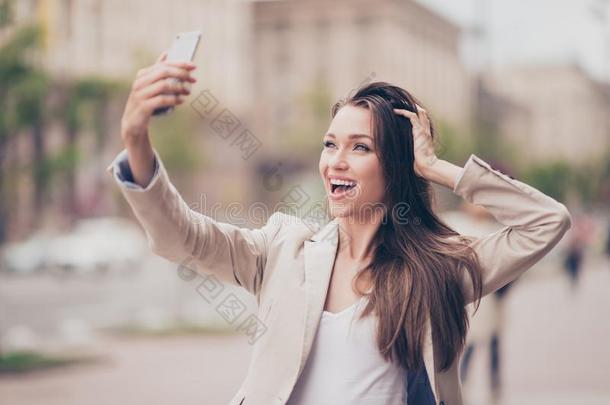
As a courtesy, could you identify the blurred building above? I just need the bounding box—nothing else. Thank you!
[3,0,507,241]
[5,0,261,239]
[249,0,474,142]
[12,0,475,146]
[12,0,252,107]
[480,64,610,164]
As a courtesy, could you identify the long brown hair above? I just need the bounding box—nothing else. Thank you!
[332,82,483,372]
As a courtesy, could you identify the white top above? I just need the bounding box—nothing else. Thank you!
[286,296,407,405]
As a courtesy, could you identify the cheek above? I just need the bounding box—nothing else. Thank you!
[318,155,326,178]
[362,162,385,198]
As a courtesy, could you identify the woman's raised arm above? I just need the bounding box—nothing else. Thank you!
[451,154,572,304]
[394,106,572,305]
[106,148,286,296]
[107,52,286,297]
[120,50,196,188]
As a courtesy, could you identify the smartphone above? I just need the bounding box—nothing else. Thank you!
[152,30,201,116]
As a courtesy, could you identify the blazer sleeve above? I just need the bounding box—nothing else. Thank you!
[452,154,572,304]
[106,148,285,296]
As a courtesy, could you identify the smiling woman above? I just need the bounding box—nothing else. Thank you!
[108,74,571,405]
[318,83,484,370]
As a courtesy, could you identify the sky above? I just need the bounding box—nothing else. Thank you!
[418,0,610,82]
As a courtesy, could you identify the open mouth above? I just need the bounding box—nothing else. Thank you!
[328,178,358,198]
[331,183,356,194]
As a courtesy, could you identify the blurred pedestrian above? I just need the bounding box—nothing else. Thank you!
[563,212,594,290]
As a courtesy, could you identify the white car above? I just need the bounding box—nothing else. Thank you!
[1,217,147,276]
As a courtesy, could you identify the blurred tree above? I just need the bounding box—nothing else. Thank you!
[599,148,610,204]
[570,162,600,205]
[54,77,124,215]
[0,0,12,28]
[521,160,573,202]
[150,107,205,175]
[0,0,126,237]
[13,71,49,218]
[470,120,519,166]
[434,119,474,164]
[0,12,46,242]
[282,78,333,160]
[520,153,610,207]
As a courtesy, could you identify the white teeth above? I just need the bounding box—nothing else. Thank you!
[329,179,357,187]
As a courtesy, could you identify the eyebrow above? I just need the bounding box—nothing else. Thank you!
[324,133,373,141]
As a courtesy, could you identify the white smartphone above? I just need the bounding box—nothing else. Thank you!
[153,30,202,116]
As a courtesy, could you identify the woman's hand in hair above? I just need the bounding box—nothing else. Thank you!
[393,106,439,177]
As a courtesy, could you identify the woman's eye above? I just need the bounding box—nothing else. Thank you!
[322,141,370,151]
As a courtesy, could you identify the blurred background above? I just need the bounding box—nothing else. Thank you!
[0,0,609,404]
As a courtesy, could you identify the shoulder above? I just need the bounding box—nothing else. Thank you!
[266,211,323,243]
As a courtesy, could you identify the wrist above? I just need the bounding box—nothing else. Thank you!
[122,129,151,150]
[417,156,442,178]
[419,158,461,189]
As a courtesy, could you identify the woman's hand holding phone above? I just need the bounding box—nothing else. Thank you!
[119,51,197,187]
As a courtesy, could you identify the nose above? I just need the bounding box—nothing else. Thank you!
[328,148,349,170]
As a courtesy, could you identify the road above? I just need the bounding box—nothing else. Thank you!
[0,254,609,404]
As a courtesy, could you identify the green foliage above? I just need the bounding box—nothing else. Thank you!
[0,0,13,28]
[434,119,473,164]
[0,23,42,70]
[0,351,71,373]
[150,108,205,173]
[0,350,97,373]
[12,71,49,126]
[18,145,80,186]
[471,124,520,165]
[520,155,609,204]
[49,145,81,175]
[522,160,573,201]
[0,23,45,141]
[58,76,122,133]
[569,163,599,204]
[281,79,333,159]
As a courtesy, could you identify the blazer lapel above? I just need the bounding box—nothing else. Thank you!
[296,218,340,376]
[293,218,440,405]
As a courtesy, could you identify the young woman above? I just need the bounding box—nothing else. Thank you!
[107,54,572,405]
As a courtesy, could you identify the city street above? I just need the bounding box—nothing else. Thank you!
[0,254,609,404]
[1,0,609,404]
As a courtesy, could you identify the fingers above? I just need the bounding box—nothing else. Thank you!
[394,107,432,141]
[415,105,430,127]
[136,60,196,81]
[393,108,419,126]
[139,77,191,100]
[143,93,186,113]
[393,106,427,118]
[415,104,427,116]
[394,106,430,125]
[393,108,417,119]
[133,64,197,92]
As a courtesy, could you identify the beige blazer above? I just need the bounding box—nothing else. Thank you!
[106,149,572,405]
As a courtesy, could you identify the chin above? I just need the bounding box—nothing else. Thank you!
[328,203,353,218]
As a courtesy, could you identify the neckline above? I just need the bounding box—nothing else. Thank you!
[322,296,366,317]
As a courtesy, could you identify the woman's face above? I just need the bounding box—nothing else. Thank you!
[319,105,386,220]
